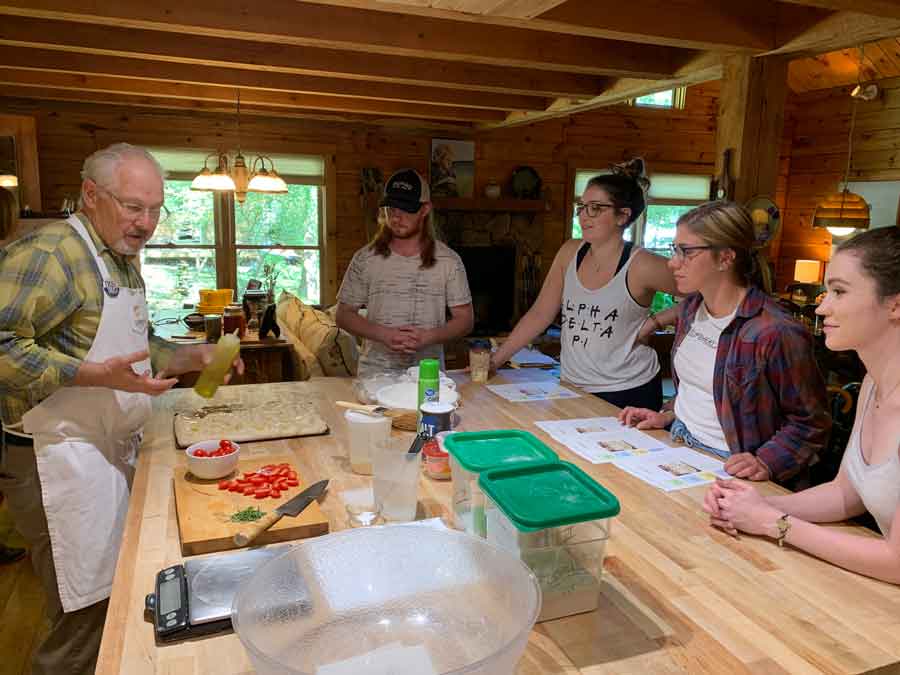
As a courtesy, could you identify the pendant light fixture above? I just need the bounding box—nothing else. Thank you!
[190,90,287,201]
[812,45,872,238]
[0,174,17,188]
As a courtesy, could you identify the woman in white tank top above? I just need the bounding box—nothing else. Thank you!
[490,159,678,410]
[702,227,900,584]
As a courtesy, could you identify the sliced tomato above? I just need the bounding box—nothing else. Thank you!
[270,490,281,499]
[285,478,299,487]
[218,479,231,490]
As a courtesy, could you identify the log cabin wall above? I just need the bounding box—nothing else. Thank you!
[0,81,719,293]
[778,77,900,290]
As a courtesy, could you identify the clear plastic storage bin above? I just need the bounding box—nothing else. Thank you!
[479,461,620,622]
[443,430,558,537]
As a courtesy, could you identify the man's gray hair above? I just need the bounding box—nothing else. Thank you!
[80,143,165,191]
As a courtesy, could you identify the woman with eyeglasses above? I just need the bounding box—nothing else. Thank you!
[490,158,678,410]
[619,200,830,486]
[702,227,900,582]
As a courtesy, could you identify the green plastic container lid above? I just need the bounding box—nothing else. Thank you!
[478,461,620,531]
[443,430,558,473]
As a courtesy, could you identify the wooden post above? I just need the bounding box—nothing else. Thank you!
[715,55,789,204]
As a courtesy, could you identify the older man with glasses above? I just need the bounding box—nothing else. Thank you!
[0,142,241,675]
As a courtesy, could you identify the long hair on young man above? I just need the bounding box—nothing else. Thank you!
[369,207,437,269]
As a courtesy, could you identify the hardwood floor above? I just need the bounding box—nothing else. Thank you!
[0,501,46,675]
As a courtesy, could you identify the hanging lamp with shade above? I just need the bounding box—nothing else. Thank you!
[190,90,287,201]
[812,45,872,238]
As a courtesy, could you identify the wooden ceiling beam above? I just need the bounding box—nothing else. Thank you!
[0,0,692,77]
[0,15,604,98]
[489,51,723,129]
[526,0,778,51]
[0,68,506,122]
[0,89,477,132]
[778,0,900,20]
[771,5,900,56]
[1,46,548,112]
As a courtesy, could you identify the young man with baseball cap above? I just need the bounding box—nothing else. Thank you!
[336,168,474,375]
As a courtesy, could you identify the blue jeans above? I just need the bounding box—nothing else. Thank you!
[670,418,730,460]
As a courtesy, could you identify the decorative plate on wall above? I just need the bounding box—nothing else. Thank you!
[745,196,781,246]
[510,166,542,199]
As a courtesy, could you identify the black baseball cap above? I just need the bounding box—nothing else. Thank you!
[381,168,430,213]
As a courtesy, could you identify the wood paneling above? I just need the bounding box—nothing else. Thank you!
[0,80,718,295]
[777,74,900,288]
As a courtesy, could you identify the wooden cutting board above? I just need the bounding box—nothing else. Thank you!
[173,454,330,555]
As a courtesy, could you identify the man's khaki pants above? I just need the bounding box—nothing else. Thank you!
[0,431,108,675]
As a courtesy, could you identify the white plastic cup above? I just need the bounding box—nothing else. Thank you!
[372,435,420,522]
[344,410,391,475]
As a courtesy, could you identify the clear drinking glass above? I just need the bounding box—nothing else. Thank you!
[372,435,420,522]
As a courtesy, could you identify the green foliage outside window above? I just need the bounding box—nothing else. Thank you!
[235,185,321,306]
[141,181,322,318]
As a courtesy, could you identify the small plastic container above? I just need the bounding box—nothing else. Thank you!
[443,430,558,537]
[469,339,492,384]
[422,438,451,480]
[479,461,620,622]
[343,409,391,475]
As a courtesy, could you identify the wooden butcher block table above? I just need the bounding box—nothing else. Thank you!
[97,373,900,675]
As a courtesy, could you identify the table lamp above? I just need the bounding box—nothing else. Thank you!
[790,259,822,304]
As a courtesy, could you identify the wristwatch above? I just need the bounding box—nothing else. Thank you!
[775,513,791,547]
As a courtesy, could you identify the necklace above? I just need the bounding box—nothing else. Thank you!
[589,242,624,274]
[875,376,900,409]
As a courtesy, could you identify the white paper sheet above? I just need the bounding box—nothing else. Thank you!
[535,417,669,463]
[486,381,580,403]
[611,446,732,491]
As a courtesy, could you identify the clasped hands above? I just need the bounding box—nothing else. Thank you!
[381,326,432,354]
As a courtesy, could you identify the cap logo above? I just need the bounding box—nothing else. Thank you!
[393,180,414,191]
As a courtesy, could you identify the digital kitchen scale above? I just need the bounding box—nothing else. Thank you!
[145,545,292,643]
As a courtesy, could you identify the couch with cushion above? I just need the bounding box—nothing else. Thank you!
[276,291,358,380]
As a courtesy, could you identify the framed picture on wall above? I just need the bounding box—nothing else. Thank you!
[430,139,474,198]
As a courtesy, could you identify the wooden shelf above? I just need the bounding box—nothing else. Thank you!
[432,197,545,212]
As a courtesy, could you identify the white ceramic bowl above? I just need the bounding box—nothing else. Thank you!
[375,382,459,411]
[185,440,241,480]
[405,366,456,389]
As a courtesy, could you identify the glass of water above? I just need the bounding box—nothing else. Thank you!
[372,434,421,522]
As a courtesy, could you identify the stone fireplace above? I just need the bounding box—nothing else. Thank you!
[434,203,544,336]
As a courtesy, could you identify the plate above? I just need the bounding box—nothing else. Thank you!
[510,166,542,199]
[375,382,459,411]
[405,366,456,389]
[745,196,781,246]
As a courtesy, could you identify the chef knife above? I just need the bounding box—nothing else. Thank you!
[233,479,329,547]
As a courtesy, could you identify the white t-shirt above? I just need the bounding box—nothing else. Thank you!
[337,240,472,374]
[673,302,738,452]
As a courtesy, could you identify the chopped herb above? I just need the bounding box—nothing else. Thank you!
[230,506,266,522]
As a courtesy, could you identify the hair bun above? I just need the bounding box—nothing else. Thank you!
[611,157,650,192]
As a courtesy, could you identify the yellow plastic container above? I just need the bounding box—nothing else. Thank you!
[193,333,241,399]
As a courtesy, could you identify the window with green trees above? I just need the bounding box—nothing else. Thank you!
[141,179,323,319]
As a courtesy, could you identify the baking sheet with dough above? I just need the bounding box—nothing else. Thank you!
[174,384,329,447]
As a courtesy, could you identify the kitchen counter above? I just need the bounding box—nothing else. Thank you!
[96,371,900,674]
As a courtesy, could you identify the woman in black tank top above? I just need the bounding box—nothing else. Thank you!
[490,158,678,410]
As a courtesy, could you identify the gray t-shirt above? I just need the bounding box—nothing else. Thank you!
[338,240,472,374]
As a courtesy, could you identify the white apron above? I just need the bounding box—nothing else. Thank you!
[19,214,153,613]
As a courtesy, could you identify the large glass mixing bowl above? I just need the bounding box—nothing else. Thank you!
[232,525,541,674]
